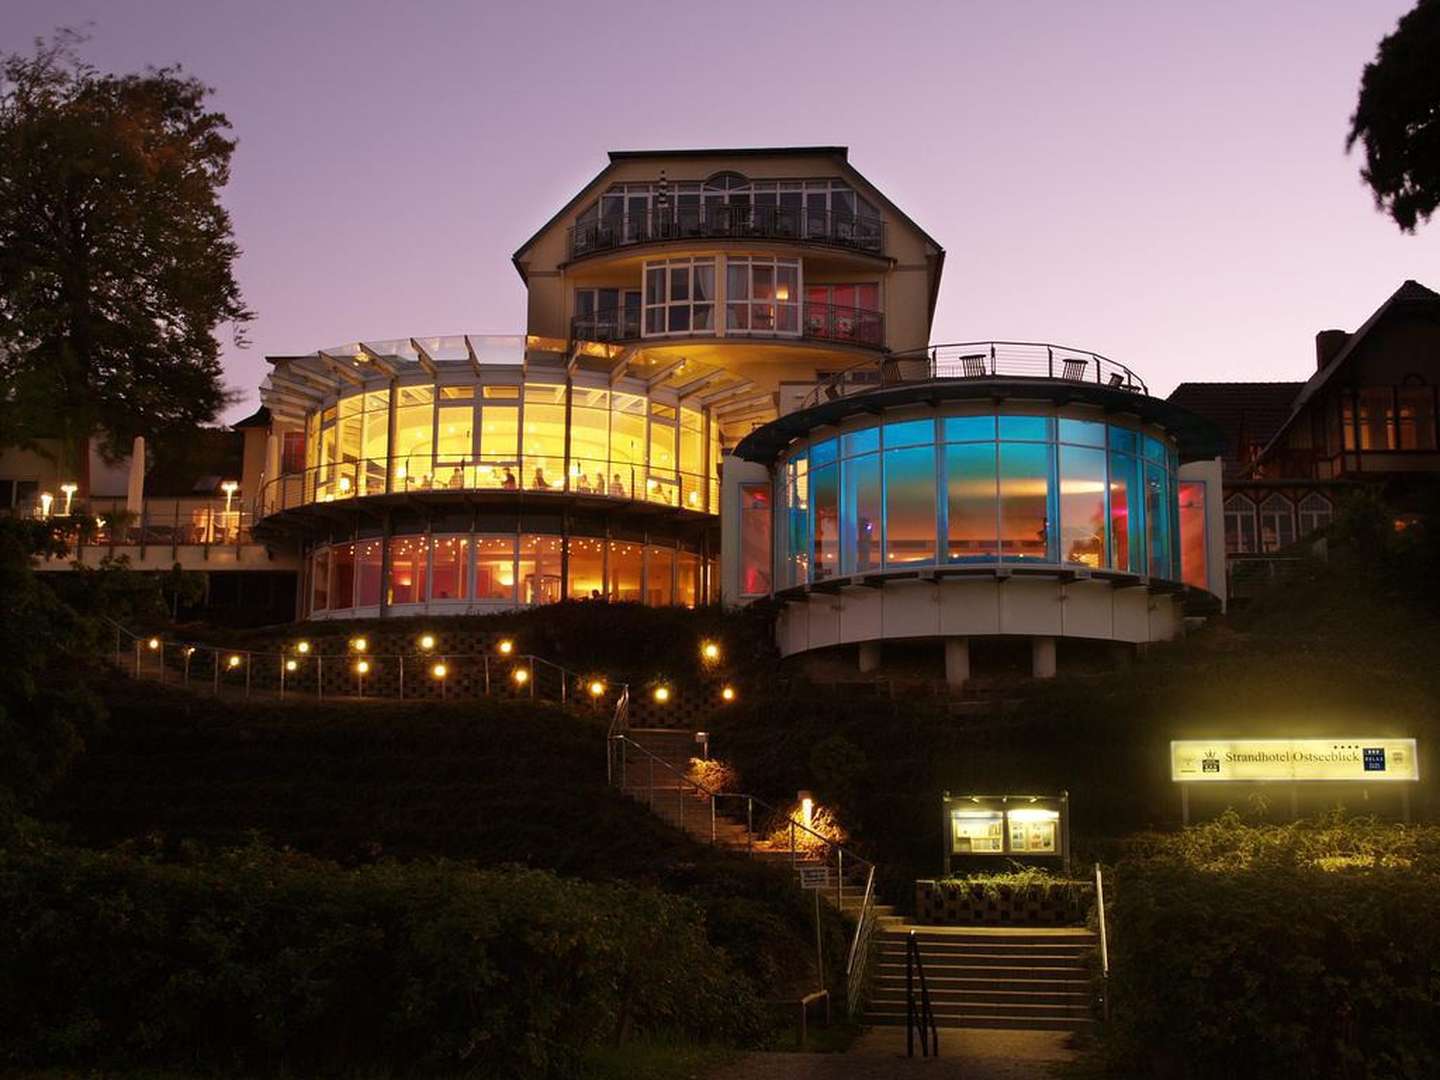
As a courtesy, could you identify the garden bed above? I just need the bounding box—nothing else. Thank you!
[915,872,1093,925]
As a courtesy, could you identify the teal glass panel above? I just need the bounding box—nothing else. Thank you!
[998,416,1050,441]
[943,415,996,443]
[1059,445,1107,566]
[1108,426,1138,455]
[811,438,838,469]
[1145,461,1171,578]
[842,428,879,457]
[1058,418,1106,447]
[945,442,998,562]
[999,442,1053,561]
[1143,434,1166,463]
[1108,451,1143,573]
[780,453,809,588]
[841,452,881,574]
[812,463,839,581]
[884,445,936,565]
[884,419,934,448]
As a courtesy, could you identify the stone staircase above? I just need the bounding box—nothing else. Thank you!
[865,926,1098,1031]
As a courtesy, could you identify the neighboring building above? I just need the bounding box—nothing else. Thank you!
[5,145,1242,676]
[1168,280,1440,593]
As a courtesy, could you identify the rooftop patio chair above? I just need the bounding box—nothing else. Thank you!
[1106,371,1125,388]
[960,353,988,378]
[1060,357,1089,381]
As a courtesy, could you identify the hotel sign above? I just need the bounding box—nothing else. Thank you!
[1171,739,1418,783]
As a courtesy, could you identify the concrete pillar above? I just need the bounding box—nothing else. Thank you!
[125,435,146,517]
[858,641,881,674]
[1031,635,1057,679]
[944,637,971,689]
[263,434,279,514]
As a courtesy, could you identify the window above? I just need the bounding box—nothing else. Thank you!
[571,387,610,494]
[522,384,565,492]
[1398,383,1437,450]
[679,407,704,510]
[610,393,646,498]
[1298,493,1332,535]
[281,431,306,475]
[1059,446,1107,567]
[740,483,773,596]
[1357,388,1394,450]
[393,386,434,491]
[1108,448,1143,573]
[331,542,355,610]
[608,539,643,602]
[1259,494,1296,551]
[945,441,998,562]
[999,442,1052,562]
[388,535,427,605]
[519,534,562,605]
[311,547,330,612]
[430,535,469,600]
[726,257,799,335]
[436,404,474,488]
[677,549,700,608]
[644,258,715,336]
[778,453,810,588]
[646,545,675,606]
[478,390,519,489]
[474,536,516,603]
[1178,482,1207,590]
[884,441,936,565]
[1145,462,1172,577]
[811,441,839,580]
[1224,495,1257,554]
[567,536,606,600]
[803,284,881,344]
[575,287,641,340]
[356,539,383,606]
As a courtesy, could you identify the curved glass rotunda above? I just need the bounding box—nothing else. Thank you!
[724,343,1226,676]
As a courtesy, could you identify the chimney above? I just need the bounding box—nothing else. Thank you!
[1315,329,1348,370]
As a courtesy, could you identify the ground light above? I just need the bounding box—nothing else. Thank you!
[653,685,671,704]
[497,638,514,656]
[701,641,721,663]
[588,679,606,698]
[285,659,298,672]
[351,636,367,653]
[227,655,242,669]
[418,633,435,651]
[295,640,311,655]
[721,685,736,702]
[355,659,370,675]
[512,666,529,686]
[431,661,448,699]
[148,637,161,651]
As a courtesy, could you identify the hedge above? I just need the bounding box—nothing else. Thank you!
[0,838,765,1077]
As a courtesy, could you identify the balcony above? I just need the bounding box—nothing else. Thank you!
[801,341,1149,409]
[567,204,886,261]
[571,301,885,350]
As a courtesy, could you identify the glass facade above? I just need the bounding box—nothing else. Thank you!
[306,532,712,616]
[774,412,1185,587]
[288,377,721,514]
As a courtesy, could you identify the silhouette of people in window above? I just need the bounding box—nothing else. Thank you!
[533,467,550,490]
[448,466,464,489]
[612,473,625,498]
[594,472,607,494]
[502,468,517,490]
[576,473,592,494]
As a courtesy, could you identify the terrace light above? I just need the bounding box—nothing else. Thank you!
[355,659,371,675]
[418,633,436,651]
[351,636,367,653]
[497,638,514,656]
[227,654,243,669]
[701,641,721,663]
[295,640,311,654]
[588,679,606,698]
[60,483,77,515]
[512,667,529,686]
[39,492,53,518]
[721,685,736,703]
[285,659,298,672]
[431,662,448,680]
[653,685,671,704]
[148,637,161,651]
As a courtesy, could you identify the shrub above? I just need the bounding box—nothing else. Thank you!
[1101,814,1440,1079]
[0,837,765,1076]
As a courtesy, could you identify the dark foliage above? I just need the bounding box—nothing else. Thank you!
[1348,0,1440,231]
[0,837,764,1076]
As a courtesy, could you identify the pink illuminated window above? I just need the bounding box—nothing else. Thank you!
[1178,482,1207,589]
[740,483,772,597]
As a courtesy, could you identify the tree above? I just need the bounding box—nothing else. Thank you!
[1347,0,1440,232]
[0,32,252,473]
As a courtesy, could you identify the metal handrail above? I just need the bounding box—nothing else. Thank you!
[1095,862,1111,1023]
[570,300,884,349]
[844,865,878,1019]
[800,340,1149,410]
[99,617,626,706]
[255,453,714,520]
[568,203,885,260]
[905,931,939,1059]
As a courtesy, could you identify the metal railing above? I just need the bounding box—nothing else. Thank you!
[101,618,626,706]
[1095,862,1111,1023]
[24,496,255,551]
[607,730,882,1012]
[571,301,884,349]
[905,931,939,1058]
[801,340,1149,410]
[256,454,714,519]
[1226,553,1311,599]
[568,204,885,260]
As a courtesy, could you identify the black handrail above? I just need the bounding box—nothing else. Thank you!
[571,301,884,348]
[906,931,939,1059]
[568,204,885,259]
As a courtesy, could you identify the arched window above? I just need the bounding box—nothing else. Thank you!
[1259,494,1295,551]
[1298,493,1333,535]
[1224,494,1257,554]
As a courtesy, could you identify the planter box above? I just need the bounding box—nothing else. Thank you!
[915,878,1093,926]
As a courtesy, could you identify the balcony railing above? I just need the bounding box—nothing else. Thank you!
[19,495,255,549]
[257,454,715,519]
[801,341,1148,409]
[567,204,885,260]
[571,301,884,349]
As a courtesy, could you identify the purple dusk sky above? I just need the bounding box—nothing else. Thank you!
[3,0,1429,421]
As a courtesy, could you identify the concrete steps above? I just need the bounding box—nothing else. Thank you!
[865,927,1098,1032]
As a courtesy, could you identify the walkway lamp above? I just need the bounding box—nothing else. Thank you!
[701,641,721,664]
[295,640,311,655]
[512,666,529,686]
[227,654,242,669]
[418,633,436,652]
[350,636,367,653]
[720,685,736,703]
[148,637,161,651]
[497,638,514,656]
[432,661,448,699]
[653,685,671,704]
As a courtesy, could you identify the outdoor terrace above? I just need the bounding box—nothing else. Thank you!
[567,204,886,262]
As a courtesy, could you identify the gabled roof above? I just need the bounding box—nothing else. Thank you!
[1167,382,1302,478]
[509,147,946,319]
[1257,279,1440,462]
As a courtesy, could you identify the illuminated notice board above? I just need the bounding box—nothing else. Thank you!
[1170,739,1419,783]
